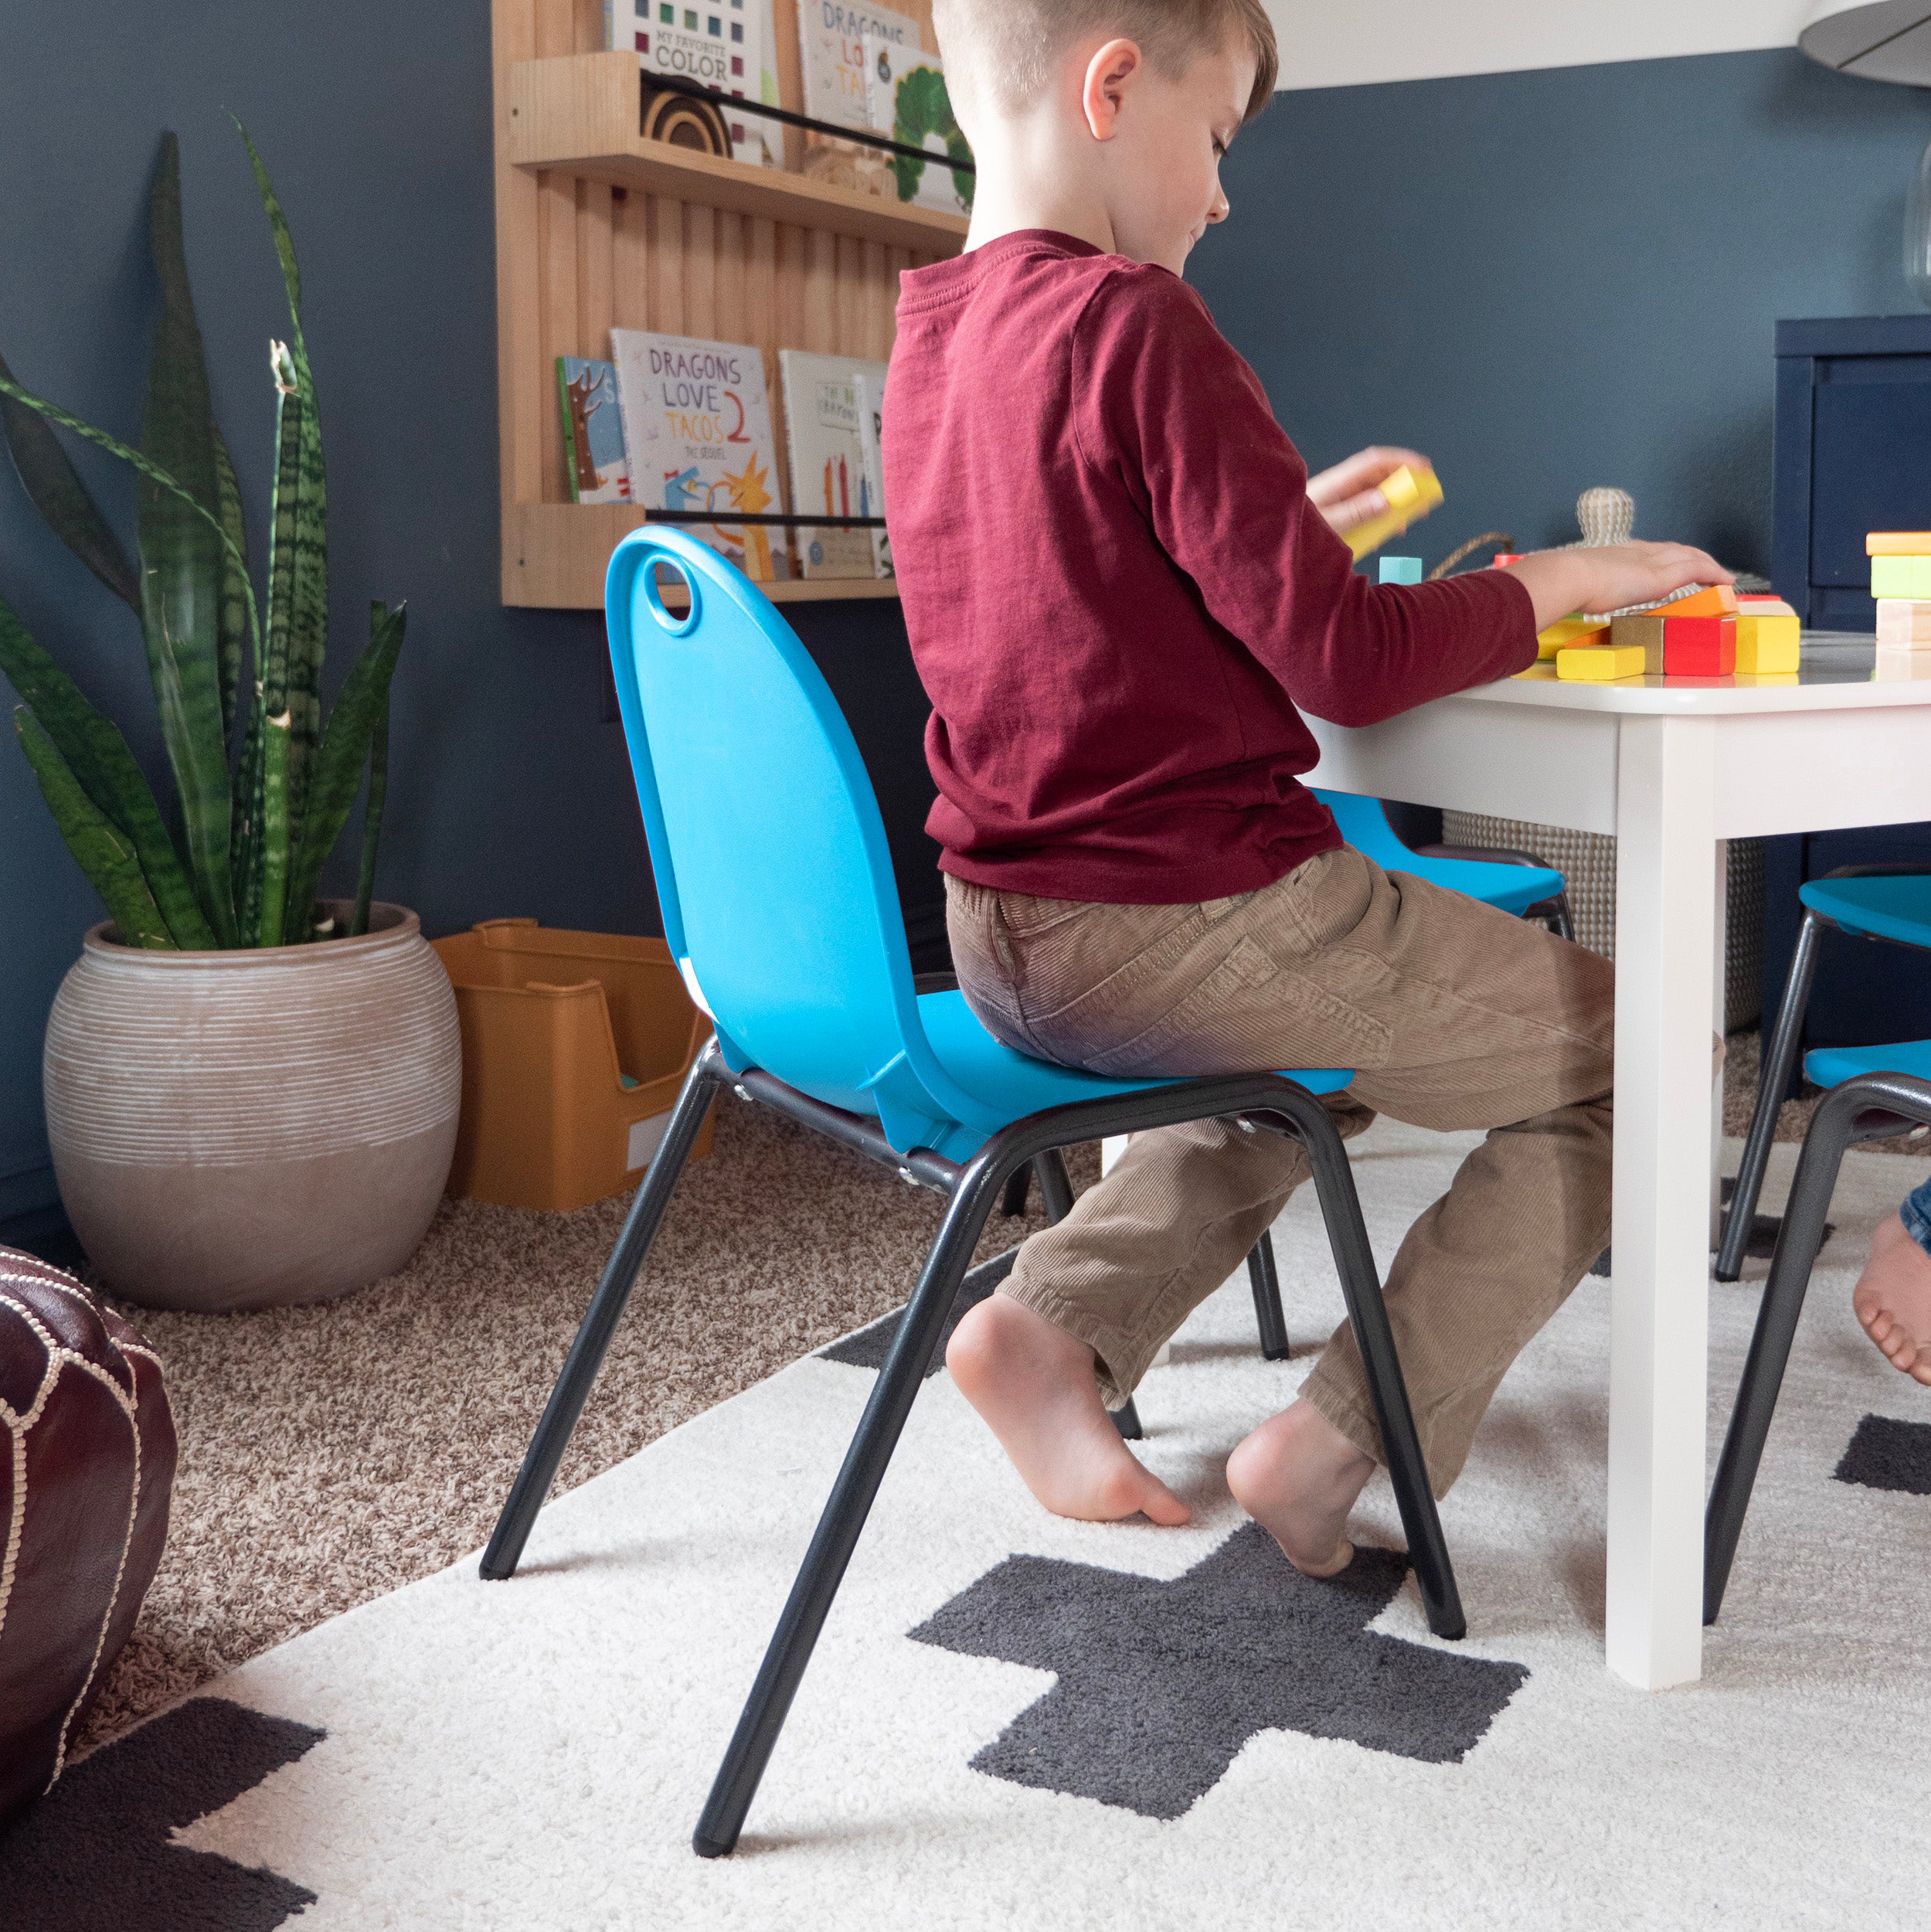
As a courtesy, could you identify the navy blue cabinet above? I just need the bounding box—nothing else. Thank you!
[1774,315,1931,631]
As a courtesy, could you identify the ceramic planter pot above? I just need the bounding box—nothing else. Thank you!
[43,903,461,1312]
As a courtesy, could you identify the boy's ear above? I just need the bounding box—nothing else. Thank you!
[1081,38,1144,142]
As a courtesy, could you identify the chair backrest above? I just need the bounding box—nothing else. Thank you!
[604,528,995,1151]
[1311,788,1409,868]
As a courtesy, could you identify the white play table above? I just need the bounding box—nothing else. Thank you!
[1304,634,1931,1689]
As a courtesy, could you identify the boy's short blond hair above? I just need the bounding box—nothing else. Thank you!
[931,0,1278,126]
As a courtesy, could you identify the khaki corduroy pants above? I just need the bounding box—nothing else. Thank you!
[944,845,1618,1496]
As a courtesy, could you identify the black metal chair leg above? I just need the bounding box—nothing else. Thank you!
[1263,1094,1465,1641]
[1111,1396,1144,1440]
[693,1148,1013,1859]
[480,1044,726,1581]
[1718,909,1824,1281]
[1548,889,1576,944]
[1704,1077,1929,1624]
[1247,1230,1290,1359]
[1000,1165,1031,1218]
[1032,1148,1076,1223]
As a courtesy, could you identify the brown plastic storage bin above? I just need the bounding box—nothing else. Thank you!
[433,920,715,1211]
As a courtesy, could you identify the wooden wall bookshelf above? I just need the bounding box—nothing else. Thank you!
[491,0,964,611]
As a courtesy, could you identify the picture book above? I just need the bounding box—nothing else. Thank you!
[778,351,889,579]
[611,329,788,580]
[556,358,632,505]
[862,32,973,214]
[607,0,779,166]
[797,0,921,133]
[854,368,892,579]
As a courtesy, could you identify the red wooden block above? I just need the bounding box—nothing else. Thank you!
[1663,614,1736,676]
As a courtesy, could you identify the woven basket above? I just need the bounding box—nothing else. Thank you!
[1442,816,1764,1032]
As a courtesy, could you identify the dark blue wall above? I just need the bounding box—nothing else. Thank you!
[1192,48,1931,573]
[0,4,937,1220]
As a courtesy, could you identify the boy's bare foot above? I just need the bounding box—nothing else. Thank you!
[945,1295,1191,1526]
[1225,1398,1376,1578]
[1853,1214,1931,1386]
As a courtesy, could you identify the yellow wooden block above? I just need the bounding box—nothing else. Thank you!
[1868,532,1931,556]
[1610,612,1668,674]
[1661,583,1739,619]
[1536,616,1610,660]
[1734,672,1798,687]
[1734,612,1799,672]
[1556,642,1647,681]
[1344,464,1444,560]
[1511,662,1559,681]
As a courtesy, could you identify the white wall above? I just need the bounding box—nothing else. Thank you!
[1266,1,1814,90]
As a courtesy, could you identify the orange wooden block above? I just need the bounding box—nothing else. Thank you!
[1661,584,1739,620]
[1867,533,1931,556]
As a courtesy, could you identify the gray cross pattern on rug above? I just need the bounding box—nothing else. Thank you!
[909,1523,1528,1821]
[0,1696,321,1931]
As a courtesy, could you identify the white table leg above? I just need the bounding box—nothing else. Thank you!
[1606,716,1717,1689]
[1712,838,1729,1247]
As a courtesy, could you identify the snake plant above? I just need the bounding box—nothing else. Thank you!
[0,123,404,951]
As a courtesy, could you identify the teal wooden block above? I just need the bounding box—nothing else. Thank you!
[1869,554,1931,600]
[1379,556,1423,585]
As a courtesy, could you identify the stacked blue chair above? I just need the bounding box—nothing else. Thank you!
[480,529,1465,1859]
[1705,1043,1931,1623]
[1717,869,1931,1281]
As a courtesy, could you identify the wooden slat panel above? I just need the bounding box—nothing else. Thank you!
[685,202,717,339]
[496,0,543,526]
[535,0,576,57]
[651,196,686,335]
[573,0,602,53]
[576,179,614,361]
[804,226,836,352]
[861,240,891,362]
[716,211,747,341]
[537,170,581,502]
[833,233,864,356]
[611,186,649,327]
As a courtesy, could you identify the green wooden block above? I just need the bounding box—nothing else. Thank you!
[1869,555,1931,599]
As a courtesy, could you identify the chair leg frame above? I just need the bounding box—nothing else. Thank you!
[1716,908,1824,1282]
[1703,1073,1931,1624]
[478,1054,1460,1859]
[1247,1230,1290,1359]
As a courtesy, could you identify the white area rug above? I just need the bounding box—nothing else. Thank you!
[30,1125,1931,1929]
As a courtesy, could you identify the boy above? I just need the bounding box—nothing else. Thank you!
[883,0,1729,1575]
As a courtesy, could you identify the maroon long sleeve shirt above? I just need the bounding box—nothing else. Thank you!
[882,230,1538,905]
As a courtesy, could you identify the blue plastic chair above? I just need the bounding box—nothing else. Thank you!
[1717,868,1931,1280]
[481,529,1464,1859]
[1705,1043,1931,1623]
[1311,789,1574,936]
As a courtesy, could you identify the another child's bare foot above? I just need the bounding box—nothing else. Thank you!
[1225,1398,1375,1578]
[946,1295,1191,1526]
[1853,1214,1931,1387]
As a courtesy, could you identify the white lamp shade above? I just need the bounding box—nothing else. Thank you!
[1801,0,1931,83]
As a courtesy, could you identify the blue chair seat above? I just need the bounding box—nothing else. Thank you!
[1312,789,1563,917]
[1798,875,1931,947]
[916,988,1353,1158]
[1804,1036,1931,1091]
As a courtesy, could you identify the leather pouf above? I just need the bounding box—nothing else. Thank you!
[0,1247,175,1824]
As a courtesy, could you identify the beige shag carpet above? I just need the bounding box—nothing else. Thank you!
[76,1026,1919,1755]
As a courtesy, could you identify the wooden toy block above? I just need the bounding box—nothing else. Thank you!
[1610,612,1668,672]
[1511,662,1559,681]
[1492,553,1523,567]
[1663,614,1736,676]
[1875,646,1931,682]
[1734,672,1798,687]
[1869,555,1931,600]
[1659,583,1739,619]
[1876,599,1931,648]
[1867,532,1931,556]
[1734,610,1799,672]
[1737,595,1797,611]
[1378,555,1423,585]
[1345,464,1443,560]
[1535,615,1610,660]
[1556,642,1647,681]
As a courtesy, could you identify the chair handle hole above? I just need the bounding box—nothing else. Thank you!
[644,556,700,635]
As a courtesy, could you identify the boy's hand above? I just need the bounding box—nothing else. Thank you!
[1308,447,1433,539]
[1503,543,1733,632]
